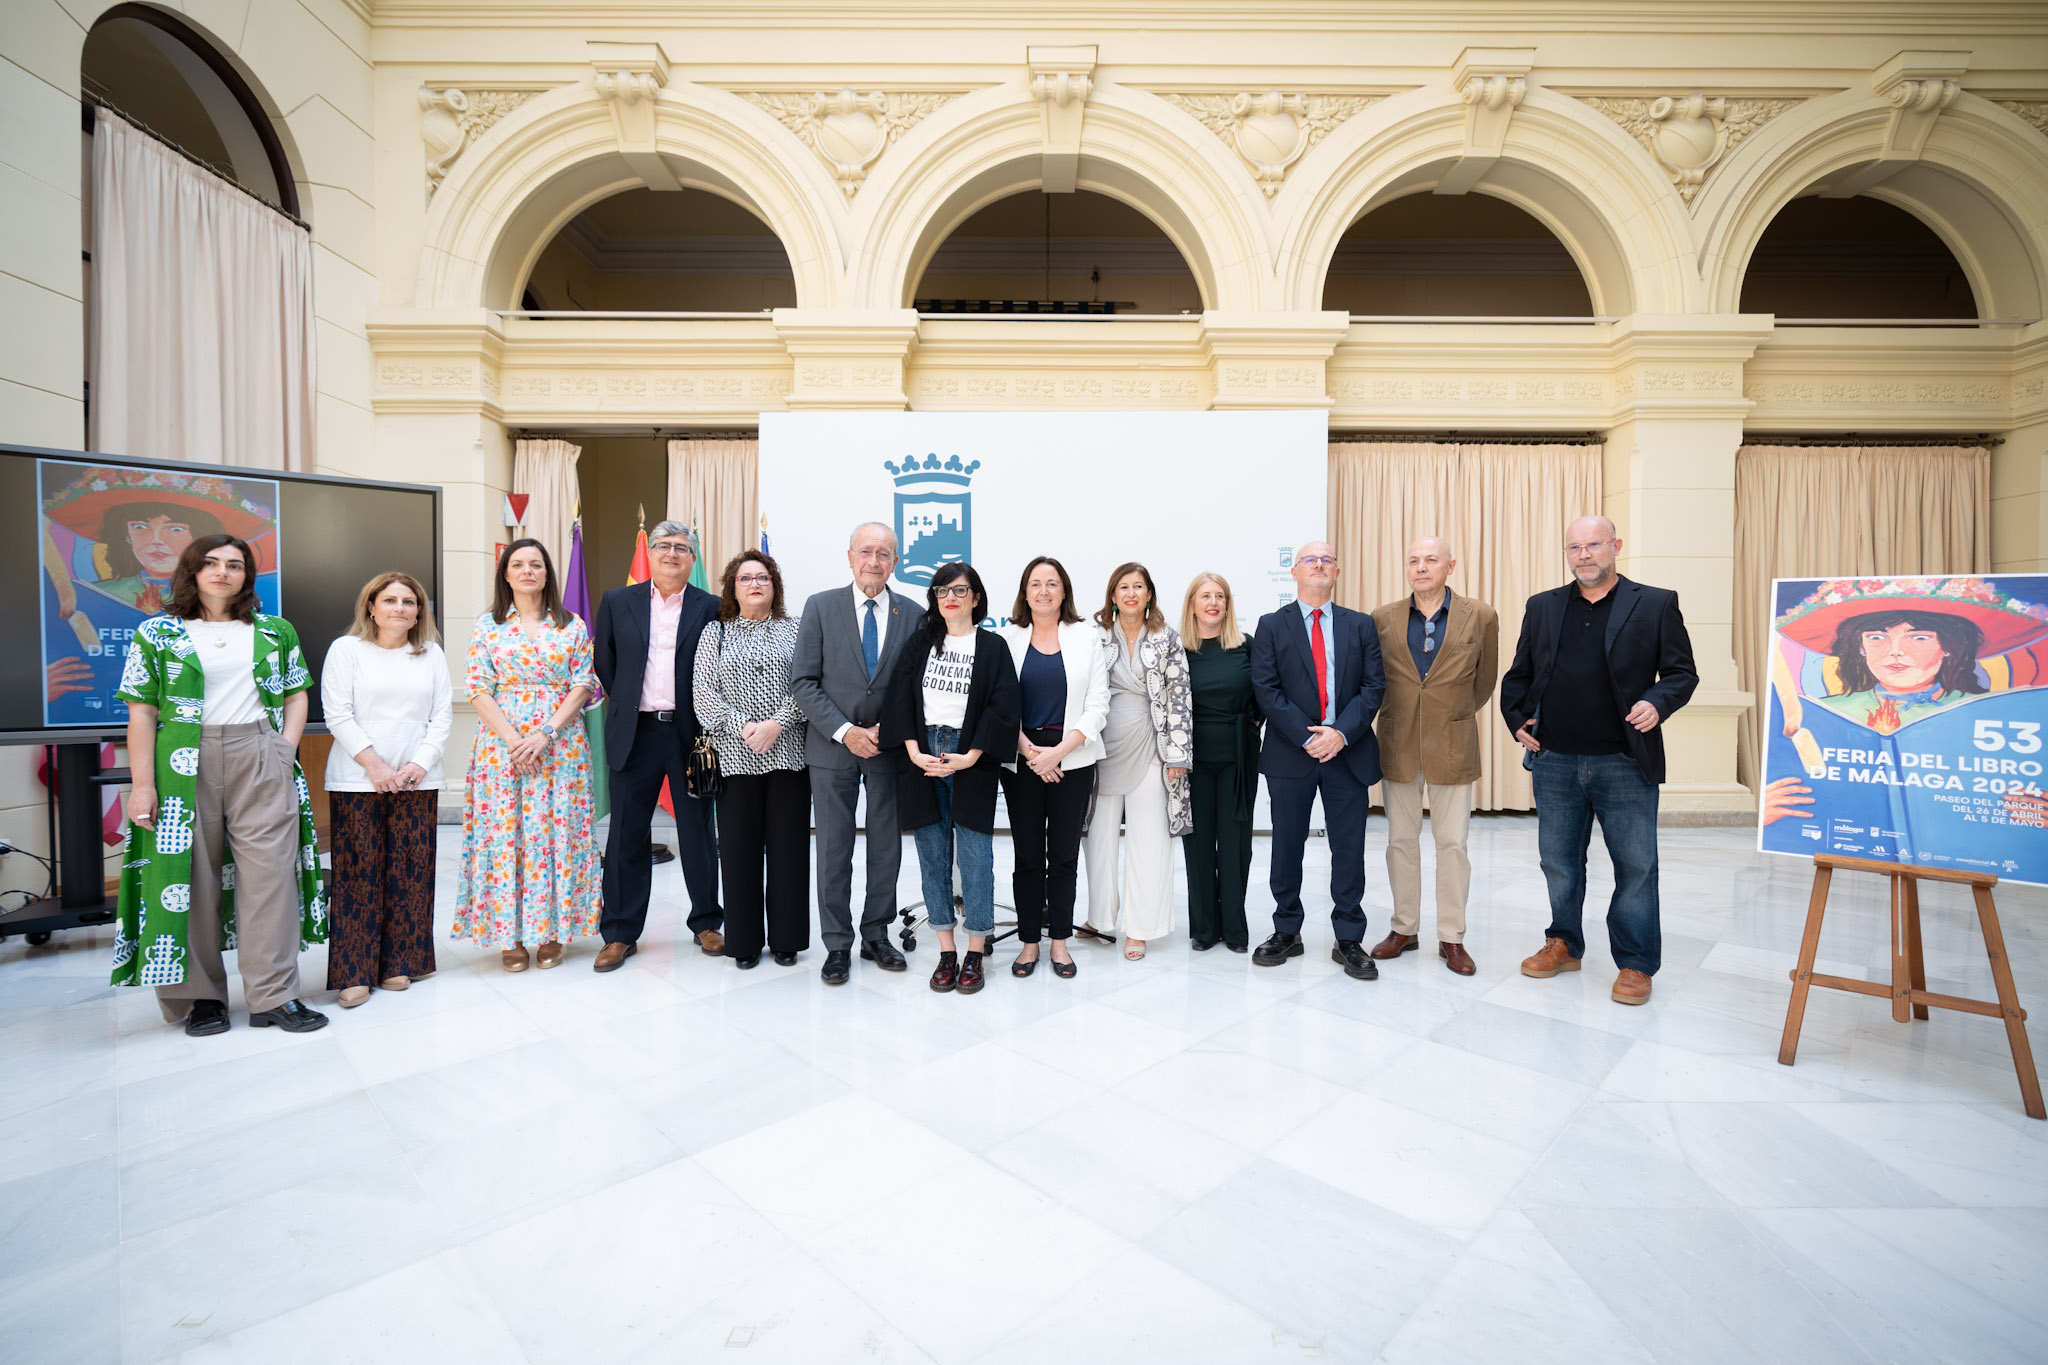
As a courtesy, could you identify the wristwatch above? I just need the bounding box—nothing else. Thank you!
[539,723,557,742]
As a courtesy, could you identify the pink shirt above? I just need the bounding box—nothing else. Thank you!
[642,581,687,711]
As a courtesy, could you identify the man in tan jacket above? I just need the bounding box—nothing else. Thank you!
[1369,537,1499,975]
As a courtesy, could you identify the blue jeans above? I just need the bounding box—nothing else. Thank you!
[912,726,995,935]
[1532,750,1661,974]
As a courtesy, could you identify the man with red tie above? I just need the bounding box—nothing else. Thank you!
[1248,540,1387,979]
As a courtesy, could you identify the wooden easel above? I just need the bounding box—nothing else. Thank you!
[1778,854,2043,1120]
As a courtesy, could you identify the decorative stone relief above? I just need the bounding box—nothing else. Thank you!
[744,89,960,197]
[1161,91,1378,197]
[418,88,537,195]
[1580,94,1797,204]
[1996,101,2048,139]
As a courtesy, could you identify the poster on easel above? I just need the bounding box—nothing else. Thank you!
[1758,574,2048,885]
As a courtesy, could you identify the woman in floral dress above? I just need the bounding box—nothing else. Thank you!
[453,538,600,969]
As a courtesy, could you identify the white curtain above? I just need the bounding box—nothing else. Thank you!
[1328,440,1603,811]
[512,438,582,575]
[88,110,316,473]
[667,438,760,578]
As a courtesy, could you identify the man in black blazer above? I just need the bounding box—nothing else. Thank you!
[590,520,724,971]
[791,521,921,985]
[1499,514,1698,1006]
[1248,540,1386,980]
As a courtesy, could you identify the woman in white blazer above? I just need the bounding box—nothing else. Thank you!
[1081,561,1193,961]
[997,556,1110,979]
[322,571,454,1008]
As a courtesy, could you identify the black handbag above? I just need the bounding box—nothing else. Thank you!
[685,622,725,798]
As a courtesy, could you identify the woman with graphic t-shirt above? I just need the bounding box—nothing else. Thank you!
[880,561,1018,996]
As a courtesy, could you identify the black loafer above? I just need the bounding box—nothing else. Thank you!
[860,938,908,971]
[248,999,328,1033]
[1251,932,1304,966]
[184,999,230,1037]
[1190,939,1217,952]
[1226,943,1249,954]
[821,948,851,985]
[772,950,799,967]
[1332,941,1379,981]
[733,953,761,970]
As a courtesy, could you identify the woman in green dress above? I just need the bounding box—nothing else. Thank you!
[1179,572,1261,953]
[115,533,328,1036]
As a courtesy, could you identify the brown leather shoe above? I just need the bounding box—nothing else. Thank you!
[1612,969,1653,1005]
[1440,942,1476,976]
[1370,930,1420,960]
[593,941,637,973]
[500,945,531,973]
[1520,937,1581,978]
[535,943,565,970]
[695,928,725,955]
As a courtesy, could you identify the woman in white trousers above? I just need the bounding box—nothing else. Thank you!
[1080,561,1193,960]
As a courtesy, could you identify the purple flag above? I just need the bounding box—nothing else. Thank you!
[565,520,610,821]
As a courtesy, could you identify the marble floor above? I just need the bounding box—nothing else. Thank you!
[2,815,2045,1364]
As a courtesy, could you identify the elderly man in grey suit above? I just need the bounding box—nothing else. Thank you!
[792,521,922,984]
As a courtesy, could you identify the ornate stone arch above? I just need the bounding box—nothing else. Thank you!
[416,80,846,311]
[847,82,1273,313]
[1696,92,2048,317]
[1277,87,1697,316]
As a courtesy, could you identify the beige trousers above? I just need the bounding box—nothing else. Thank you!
[1082,763,1175,942]
[1381,775,1474,943]
[156,722,306,1020]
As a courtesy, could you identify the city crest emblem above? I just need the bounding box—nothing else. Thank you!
[887,454,980,587]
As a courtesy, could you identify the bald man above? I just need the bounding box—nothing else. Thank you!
[1498,515,1698,1005]
[1369,537,1498,976]
[1247,540,1386,979]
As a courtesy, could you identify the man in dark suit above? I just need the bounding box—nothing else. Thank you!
[791,521,920,985]
[1500,514,1698,1006]
[590,519,724,972]
[1248,539,1387,980]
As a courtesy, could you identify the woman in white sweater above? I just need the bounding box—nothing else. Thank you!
[321,571,453,1008]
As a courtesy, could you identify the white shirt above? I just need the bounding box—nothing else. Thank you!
[320,635,455,791]
[920,633,976,730]
[189,619,263,726]
[832,581,894,744]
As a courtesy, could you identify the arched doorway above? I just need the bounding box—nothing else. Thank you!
[909,189,1202,315]
[521,187,798,312]
[1739,195,1977,319]
[1320,193,1595,316]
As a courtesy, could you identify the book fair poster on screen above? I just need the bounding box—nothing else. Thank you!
[1758,573,2048,885]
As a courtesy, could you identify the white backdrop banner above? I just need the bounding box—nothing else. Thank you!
[759,411,1328,622]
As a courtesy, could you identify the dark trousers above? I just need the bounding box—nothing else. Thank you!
[999,750,1094,943]
[1532,749,1662,974]
[325,789,438,989]
[717,768,812,960]
[1185,759,1252,949]
[810,754,902,951]
[600,715,722,946]
[1267,761,1370,942]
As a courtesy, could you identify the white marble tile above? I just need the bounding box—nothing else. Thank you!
[1788,1101,2048,1206]
[621,1250,937,1364]
[1664,1101,1949,1208]
[1267,1091,1544,1238]
[627,1032,852,1157]
[0,1248,120,1365]
[1425,999,1637,1087]
[1597,1039,1847,1104]
[0,1083,116,1182]
[0,1155,118,1280]
[1117,1046,1348,1152]
[983,1089,1258,1242]
[1142,1157,1465,1360]
[333,993,547,1087]
[364,1036,611,1153]
[1366,1037,1595,1151]
[118,1153,446,1361]
[1380,1209,1657,1364]
[1195,998,1418,1087]
[179,1248,527,1364]
[988,998,1194,1088]
[117,1036,364,1163]
[869,1037,1094,1153]
[1515,1102,1737,1210]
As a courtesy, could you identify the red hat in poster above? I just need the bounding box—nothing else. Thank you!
[43,465,280,572]
[1776,576,2048,660]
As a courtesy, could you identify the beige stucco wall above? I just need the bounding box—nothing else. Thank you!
[1,2,2046,882]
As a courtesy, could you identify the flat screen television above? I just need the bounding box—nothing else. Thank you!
[1,443,442,743]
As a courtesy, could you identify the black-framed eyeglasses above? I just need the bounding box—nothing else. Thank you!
[933,585,975,600]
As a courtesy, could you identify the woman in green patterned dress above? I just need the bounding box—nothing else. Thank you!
[115,533,328,1036]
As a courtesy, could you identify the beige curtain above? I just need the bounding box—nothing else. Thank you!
[667,438,760,577]
[1329,441,1603,810]
[1732,443,1991,789]
[88,110,316,472]
[511,438,582,575]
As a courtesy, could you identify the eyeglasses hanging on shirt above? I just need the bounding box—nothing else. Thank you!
[1423,618,1437,654]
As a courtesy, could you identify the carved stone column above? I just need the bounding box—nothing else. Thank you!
[1201,312,1351,410]
[1996,324,2048,573]
[773,309,921,410]
[1603,314,1775,815]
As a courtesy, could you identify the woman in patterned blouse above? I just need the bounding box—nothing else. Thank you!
[693,551,809,970]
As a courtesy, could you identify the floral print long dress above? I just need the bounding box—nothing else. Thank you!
[453,611,601,947]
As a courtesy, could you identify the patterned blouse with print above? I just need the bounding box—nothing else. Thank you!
[691,614,807,775]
